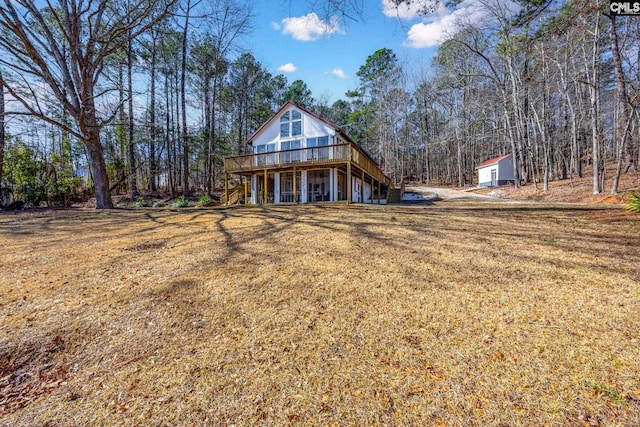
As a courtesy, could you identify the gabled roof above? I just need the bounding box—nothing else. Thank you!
[245,100,355,145]
[244,100,382,168]
[476,153,512,169]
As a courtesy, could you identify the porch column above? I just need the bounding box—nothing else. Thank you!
[347,162,352,204]
[224,173,229,206]
[293,166,297,203]
[303,171,309,203]
[251,174,257,204]
[360,170,365,203]
[377,179,381,204]
[329,168,335,202]
[264,169,268,204]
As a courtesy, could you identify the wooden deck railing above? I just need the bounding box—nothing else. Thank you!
[224,143,390,186]
[221,188,239,205]
[221,185,247,205]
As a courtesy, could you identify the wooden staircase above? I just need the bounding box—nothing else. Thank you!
[221,186,246,205]
[386,182,405,204]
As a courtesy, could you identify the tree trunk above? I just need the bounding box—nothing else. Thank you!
[208,74,217,194]
[86,126,113,209]
[512,66,528,184]
[612,108,634,195]
[116,61,127,195]
[128,34,137,199]
[180,0,191,196]
[608,14,634,194]
[202,72,211,195]
[587,11,602,195]
[165,71,174,197]
[149,32,158,194]
[0,71,5,205]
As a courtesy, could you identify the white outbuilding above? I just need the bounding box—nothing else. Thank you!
[476,154,515,187]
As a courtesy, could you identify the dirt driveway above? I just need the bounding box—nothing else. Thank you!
[403,185,515,203]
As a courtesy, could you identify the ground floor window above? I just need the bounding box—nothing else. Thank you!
[307,169,331,202]
[280,171,301,202]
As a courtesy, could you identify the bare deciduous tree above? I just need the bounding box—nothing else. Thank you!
[0,0,176,208]
[0,69,5,205]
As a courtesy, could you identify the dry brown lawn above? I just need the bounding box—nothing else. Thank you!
[1,203,639,426]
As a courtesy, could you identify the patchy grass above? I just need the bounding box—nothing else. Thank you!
[1,204,639,426]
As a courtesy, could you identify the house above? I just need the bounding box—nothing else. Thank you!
[223,101,390,205]
[476,154,515,187]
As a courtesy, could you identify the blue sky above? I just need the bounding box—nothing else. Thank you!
[244,0,487,103]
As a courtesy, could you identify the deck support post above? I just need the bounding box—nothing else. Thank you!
[224,173,229,206]
[369,174,373,204]
[244,176,248,204]
[373,179,376,204]
[347,162,352,204]
[264,169,268,204]
[223,142,390,206]
[293,166,297,203]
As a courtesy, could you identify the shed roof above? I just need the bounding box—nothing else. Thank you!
[476,153,512,169]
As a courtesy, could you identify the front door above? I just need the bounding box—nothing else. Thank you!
[490,169,497,187]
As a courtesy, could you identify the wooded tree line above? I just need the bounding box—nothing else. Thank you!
[343,0,639,194]
[0,0,638,208]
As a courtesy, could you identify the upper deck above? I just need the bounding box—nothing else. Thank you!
[224,142,390,186]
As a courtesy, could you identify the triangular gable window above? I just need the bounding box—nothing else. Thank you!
[280,109,302,138]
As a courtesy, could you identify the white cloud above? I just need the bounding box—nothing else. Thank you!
[279,12,342,41]
[382,0,437,20]
[403,0,489,48]
[271,21,281,30]
[330,68,348,79]
[277,63,297,73]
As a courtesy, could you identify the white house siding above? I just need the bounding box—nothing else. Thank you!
[349,178,374,203]
[478,167,496,187]
[364,181,372,203]
[303,116,335,141]
[251,122,280,150]
[352,177,360,202]
[250,107,335,152]
[332,169,338,202]
[274,173,281,203]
